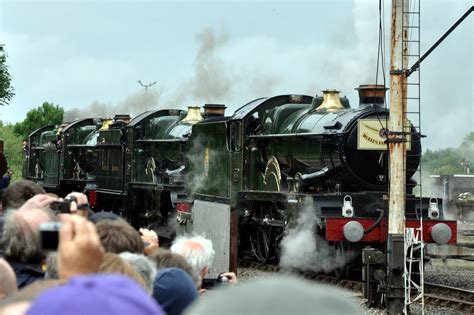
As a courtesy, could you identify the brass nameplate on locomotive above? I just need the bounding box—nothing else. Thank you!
[357,119,411,150]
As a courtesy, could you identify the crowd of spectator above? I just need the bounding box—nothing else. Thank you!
[0,179,363,314]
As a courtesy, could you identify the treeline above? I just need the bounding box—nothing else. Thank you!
[422,132,474,175]
[0,102,64,179]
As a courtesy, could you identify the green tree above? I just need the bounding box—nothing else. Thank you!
[0,45,15,106]
[461,132,474,146]
[422,132,474,175]
[13,102,64,139]
[0,121,24,180]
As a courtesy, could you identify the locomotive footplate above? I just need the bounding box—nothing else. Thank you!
[129,181,167,191]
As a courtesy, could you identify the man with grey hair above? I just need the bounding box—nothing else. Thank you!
[119,252,157,294]
[170,235,237,291]
[0,194,57,288]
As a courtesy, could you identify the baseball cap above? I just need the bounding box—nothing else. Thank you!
[153,267,198,315]
[27,274,165,315]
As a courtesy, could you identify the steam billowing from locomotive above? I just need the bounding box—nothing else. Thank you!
[280,197,355,273]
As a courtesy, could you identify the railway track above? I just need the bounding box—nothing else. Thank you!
[238,259,474,312]
[424,283,474,313]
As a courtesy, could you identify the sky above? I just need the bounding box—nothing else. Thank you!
[0,0,472,151]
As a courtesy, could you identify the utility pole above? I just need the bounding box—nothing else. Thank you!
[137,80,157,111]
[387,0,409,314]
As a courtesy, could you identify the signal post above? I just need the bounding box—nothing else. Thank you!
[387,0,409,313]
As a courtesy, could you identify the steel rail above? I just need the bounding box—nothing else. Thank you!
[238,259,474,312]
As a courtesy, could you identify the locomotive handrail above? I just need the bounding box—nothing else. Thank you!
[247,132,344,139]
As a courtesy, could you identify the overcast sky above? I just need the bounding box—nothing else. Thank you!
[0,0,472,150]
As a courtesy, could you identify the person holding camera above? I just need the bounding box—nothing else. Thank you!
[49,192,92,218]
[170,235,237,294]
[0,194,58,288]
[0,190,92,288]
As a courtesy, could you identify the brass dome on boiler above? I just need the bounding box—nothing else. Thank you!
[314,90,345,112]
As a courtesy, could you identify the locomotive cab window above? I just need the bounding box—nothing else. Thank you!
[227,122,242,152]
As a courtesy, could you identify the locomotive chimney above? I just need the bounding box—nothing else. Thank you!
[181,106,204,124]
[355,84,388,107]
[313,90,345,112]
[203,104,226,119]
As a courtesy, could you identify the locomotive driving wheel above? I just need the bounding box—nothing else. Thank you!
[250,226,272,264]
[255,225,272,264]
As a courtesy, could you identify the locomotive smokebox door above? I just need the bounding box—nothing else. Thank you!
[191,199,232,278]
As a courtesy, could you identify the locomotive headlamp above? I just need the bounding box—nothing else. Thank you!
[342,195,354,218]
[428,197,440,219]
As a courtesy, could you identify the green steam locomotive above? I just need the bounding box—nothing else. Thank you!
[23,105,225,241]
[23,86,456,306]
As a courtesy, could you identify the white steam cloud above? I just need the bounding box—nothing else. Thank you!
[279,197,356,273]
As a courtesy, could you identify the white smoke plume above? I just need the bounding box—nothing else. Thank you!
[64,87,163,122]
[65,27,281,121]
[170,27,281,109]
[279,197,356,273]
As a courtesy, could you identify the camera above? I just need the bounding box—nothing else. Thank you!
[201,274,230,290]
[40,222,62,250]
[50,196,77,214]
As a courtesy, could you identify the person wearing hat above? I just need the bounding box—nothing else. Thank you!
[153,267,198,315]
